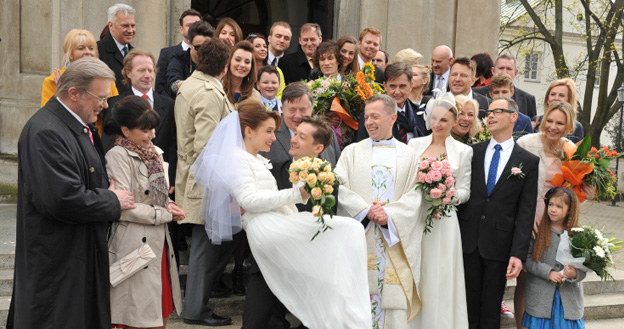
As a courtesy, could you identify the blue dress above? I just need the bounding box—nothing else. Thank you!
[522,288,585,329]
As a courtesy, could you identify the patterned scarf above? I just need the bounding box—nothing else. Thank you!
[114,136,168,207]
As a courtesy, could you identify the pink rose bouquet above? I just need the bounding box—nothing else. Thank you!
[415,153,457,233]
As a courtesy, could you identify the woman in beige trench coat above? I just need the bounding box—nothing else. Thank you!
[104,96,185,328]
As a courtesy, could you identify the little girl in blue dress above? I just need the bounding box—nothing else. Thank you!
[523,186,586,329]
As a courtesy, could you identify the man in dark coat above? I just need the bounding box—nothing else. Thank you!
[278,23,322,84]
[154,9,201,97]
[97,3,136,94]
[8,57,134,329]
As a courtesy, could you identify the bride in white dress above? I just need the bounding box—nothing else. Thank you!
[191,100,371,329]
[407,94,472,329]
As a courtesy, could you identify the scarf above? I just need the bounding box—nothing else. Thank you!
[114,136,169,207]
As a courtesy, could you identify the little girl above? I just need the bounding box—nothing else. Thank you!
[523,186,586,329]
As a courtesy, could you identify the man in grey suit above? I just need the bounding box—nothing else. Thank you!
[261,81,341,166]
[473,54,537,119]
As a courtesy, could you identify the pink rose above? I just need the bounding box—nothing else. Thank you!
[418,172,426,183]
[321,79,331,88]
[430,188,442,199]
[446,188,455,198]
[438,183,447,192]
[445,176,455,187]
[511,167,522,175]
[425,172,433,184]
[430,170,442,182]
[427,157,436,163]
[442,160,451,169]
[419,161,429,170]
[431,161,443,171]
[442,197,452,205]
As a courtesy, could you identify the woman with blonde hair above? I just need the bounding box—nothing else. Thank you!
[392,48,423,65]
[533,78,584,142]
[452,95,482,144]
[41,29,119,134]
[41,29,119,108]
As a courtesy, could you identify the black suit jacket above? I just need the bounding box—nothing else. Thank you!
[101,91,177,186]
[155,43,185,97]
[356,99,427,142]
[97,34,133,94]
[278,48,311,84]
[458,141,538,262]
[473,85,537,118]
[165,49,193,98]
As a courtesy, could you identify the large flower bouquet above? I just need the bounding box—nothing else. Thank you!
[569,226,623,280]
[415,154,457,233]
[307,63,384,146]
[289,156,337,240]
[476,118,491,142]
[553,136,621,202]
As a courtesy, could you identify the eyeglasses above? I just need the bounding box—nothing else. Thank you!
[485,108,515,116]
[192,44,203,51]
[84,90,109,105]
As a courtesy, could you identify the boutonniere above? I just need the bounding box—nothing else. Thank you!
[260,157,273,170]
[507,163,525,179]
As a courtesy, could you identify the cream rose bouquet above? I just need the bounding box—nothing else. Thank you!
[415,154,457,234]
[289,156,337,240]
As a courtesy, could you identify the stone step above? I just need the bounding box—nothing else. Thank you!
[501,292,624,327]
[0,270,12,297]
[503,269,624,300]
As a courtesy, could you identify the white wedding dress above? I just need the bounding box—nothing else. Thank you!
[231,150,372,329]
[408,135,472,329]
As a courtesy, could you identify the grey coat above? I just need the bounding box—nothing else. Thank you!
[524,229,587,320]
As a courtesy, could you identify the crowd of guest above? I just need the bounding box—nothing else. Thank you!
[9,2,594,329]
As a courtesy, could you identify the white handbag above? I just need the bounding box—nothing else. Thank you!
[109,243,157,287]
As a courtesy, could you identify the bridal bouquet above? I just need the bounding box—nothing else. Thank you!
[415,154,457,233]
[569,226,623,280]
[289,156,337,240]
[553,136,622,202]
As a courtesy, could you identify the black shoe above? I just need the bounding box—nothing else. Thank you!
[183,314,232,326]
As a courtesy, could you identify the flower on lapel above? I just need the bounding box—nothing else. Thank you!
[507,163,525,179]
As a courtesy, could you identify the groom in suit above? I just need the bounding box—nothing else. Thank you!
[459,97,538,329]
[242,116,334,329]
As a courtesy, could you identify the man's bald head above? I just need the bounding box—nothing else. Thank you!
[431,45,454,75]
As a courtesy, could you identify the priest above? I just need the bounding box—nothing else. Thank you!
[335,94,424,328]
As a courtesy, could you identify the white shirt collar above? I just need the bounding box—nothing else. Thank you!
[440,69,450,80]
[57,98,88,126]
[398,103,406,113]
[181,40,190,51]
[268,50,283,65]
[112,36,128,54]
[468,89,474,99]
[487,136,515,151]
[132,87,153,104]
[358,54,367,68]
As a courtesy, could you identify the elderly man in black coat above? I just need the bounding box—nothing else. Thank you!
[7,57,134,329]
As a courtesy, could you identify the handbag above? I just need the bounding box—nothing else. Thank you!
[110,242,157,287]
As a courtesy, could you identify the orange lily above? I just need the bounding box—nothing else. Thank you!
[552,160,594,202]
[330,97,359,130]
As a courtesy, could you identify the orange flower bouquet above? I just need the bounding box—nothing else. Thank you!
[552,136,621,202]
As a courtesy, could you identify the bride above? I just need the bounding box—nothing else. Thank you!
[408,93,471,328]
[191,99,372,328]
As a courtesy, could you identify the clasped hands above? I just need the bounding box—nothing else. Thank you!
[367,201,388,226]
[549,265,578,283]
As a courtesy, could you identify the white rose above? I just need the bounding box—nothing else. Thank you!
[593,246,606,258]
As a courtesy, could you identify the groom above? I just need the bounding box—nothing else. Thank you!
[459,97,538,329]
[242,116,334,329]
[336,94,423,328]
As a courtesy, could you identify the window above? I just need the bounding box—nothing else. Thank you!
[524,52,540,82]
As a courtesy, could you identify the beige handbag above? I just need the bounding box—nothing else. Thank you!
[109,242,157,287]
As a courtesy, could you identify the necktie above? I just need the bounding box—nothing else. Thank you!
[486,144,502,195]
[85,125,94,145]
[436,76,444,90]
[271,57,277,66]
[396,110,409,143]
[122,45,129,57]
[142,94,149,100]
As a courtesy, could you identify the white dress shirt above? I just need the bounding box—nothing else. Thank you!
[483,137,515,185]
[112,36,129,55]
[434,69,450,91]
[267,50,283,66]
[132,87,154,107]
[181,40,190,51]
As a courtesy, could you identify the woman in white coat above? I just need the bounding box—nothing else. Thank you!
[408,93,472,328]
[191,99,371,329]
